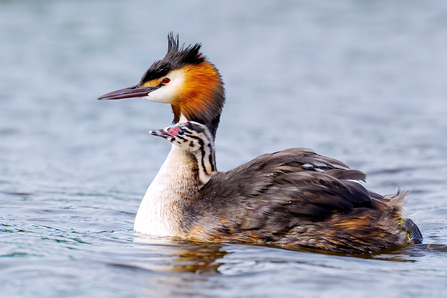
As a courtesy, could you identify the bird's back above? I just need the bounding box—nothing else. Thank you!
[184,148,422,253]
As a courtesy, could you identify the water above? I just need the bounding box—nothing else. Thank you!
[1,0,447,297]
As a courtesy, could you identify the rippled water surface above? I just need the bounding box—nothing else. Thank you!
[1,1,447,297]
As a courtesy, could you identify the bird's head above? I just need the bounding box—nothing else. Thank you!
[149,121,214,155]
[98,33,225,138]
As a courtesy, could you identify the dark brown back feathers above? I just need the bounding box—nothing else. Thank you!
[182,148,421,253]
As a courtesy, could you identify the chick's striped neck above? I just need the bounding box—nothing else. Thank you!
[192,137,216,188]
[168,121,217,187]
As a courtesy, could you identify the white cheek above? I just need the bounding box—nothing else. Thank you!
[142,71,185,104]
[143,86,175,103]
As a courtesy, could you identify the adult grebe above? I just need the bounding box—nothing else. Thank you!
[99,34,422,253]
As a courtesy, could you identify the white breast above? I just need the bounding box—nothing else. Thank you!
[134,144,196,236]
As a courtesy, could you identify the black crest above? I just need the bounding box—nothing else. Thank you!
[139,33,205,84]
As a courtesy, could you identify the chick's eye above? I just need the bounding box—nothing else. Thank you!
[162,77,170,84]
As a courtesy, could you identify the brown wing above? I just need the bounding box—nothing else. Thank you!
[186,148,378,237]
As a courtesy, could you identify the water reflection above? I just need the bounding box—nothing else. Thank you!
[129,235,443,276]
[425,244,447,253]
[132,236,229,274]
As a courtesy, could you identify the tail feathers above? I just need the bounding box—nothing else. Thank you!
[380,192,422,245]
[403,218,423,244]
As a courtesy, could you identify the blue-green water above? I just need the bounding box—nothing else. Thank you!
[1,1,447,297]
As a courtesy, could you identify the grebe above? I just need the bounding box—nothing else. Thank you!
[98,33,422,253]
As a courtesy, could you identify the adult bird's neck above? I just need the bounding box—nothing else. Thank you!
[133,145,199,236]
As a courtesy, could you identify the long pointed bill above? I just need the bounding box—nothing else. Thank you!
[98,85,158,100]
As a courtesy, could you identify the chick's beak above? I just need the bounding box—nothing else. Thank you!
[98,85,157,100]
[149,129,170,139]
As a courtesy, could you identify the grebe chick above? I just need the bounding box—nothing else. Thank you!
[99,33,422,254]
[141,121,422,254]
[149,121,216,188]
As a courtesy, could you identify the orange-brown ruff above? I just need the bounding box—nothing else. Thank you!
[171,63,223,125]
[98,33,422,254]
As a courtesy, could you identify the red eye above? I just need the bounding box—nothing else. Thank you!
[162,77,170,84]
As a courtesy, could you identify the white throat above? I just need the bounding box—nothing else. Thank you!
[179,113,188,122]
